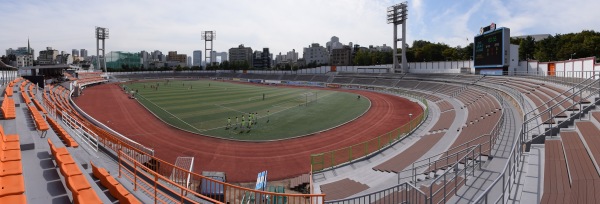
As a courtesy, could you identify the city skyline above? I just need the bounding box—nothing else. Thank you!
[1,0,599,59]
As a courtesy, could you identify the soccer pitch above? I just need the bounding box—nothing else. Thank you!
[124,80,370,141]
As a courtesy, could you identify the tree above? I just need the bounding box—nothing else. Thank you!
[519,36,536,60]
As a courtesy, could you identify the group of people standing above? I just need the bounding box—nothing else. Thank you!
[226,112,260,132]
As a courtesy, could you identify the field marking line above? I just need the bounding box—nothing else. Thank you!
[136,94,205,132]
[214,104,246,114]
[202,90,338,132]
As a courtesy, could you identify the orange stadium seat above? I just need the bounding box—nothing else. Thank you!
[0,160,23,176]
[0,174,25,197]
[0,138,20,151]
[73,188,102,204]
[90,161,141,204]
[0,194,26,204]
[0,125,19,142]
[60,162,83,178]
[0,148,21,162]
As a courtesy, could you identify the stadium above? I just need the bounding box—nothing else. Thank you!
[1,1,600,204]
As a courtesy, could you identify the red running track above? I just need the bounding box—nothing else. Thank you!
[74,83,422,182]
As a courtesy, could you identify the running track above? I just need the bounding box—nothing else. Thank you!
[74,83,422,182]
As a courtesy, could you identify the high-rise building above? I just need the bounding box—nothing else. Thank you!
[151,50,163,61]
[187,56,192,67]
[303,43,329,65]
[80,49,88,57]
[326,36,344,53]
[253,48,271,69]
[140,50,150,69]
[229,45,253,65]
[193,50,203,66]
[72,49,80,57]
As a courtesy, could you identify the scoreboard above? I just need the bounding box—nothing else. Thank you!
[473,27,510,68]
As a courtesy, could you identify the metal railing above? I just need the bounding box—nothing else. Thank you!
[118,149,326,204]
[311,96,428,172]
[326,144,483,204]
[472,126,525,203]
[399,105,505,184]
[471,73,598,203]
[524,74,600,143]
[60,110,99,151]
[503,71,600,87]
[428,144,483,204]
[324,181,427,204]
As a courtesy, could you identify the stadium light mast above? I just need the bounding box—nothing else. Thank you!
[202,31,216,70]
[95,27,109,73]
[387,2,408,73]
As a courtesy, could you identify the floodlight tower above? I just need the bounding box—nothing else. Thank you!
[202,31,216,69]
[95,27,109,72]
[387,2,408,73]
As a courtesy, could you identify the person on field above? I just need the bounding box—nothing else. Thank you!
[235,116,239,129]
[255,112,259,124]
[241,119,246,132]
[227,117,231,129]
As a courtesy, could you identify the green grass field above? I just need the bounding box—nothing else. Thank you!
[124,80,370,141]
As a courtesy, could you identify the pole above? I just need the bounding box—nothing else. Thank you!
[393,23,398,73]
[401,14,408,73]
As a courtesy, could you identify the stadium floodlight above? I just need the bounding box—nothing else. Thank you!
[202,30,217,67]
[202,31,216,69]
[388,2,408,73]
[95,27,109,73]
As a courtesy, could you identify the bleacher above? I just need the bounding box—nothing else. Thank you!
[76,72,107,86]
[6,68,599,204]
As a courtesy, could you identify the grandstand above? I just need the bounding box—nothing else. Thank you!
[1,55,600,203]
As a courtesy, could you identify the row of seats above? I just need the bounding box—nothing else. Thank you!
[48,139,102,204]
[27,105,49,131]
[46,117,78,148]
[32,99,47,115]
[0,125,25,203]
[4,85,12,97]
[91,162,140,204]
[1,95,15,120]
[20,92,30,105]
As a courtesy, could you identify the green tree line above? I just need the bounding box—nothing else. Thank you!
[513,30,600,62]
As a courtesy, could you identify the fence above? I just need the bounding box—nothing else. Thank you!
[118,149,326,204]
[324,182,427,204]
[311,96,428,172]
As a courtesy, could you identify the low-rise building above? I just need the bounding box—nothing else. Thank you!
[330,45,352,66]
[37,47,60,65]
[303,43,329,65]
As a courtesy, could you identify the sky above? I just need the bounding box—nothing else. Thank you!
[1,0,599,59]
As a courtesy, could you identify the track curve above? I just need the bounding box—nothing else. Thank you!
[74,83,422,182]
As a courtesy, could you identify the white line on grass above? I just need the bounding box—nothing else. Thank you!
[137,94,205,132]
[201,91,335,132]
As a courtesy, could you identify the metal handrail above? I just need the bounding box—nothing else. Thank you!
[525,77,600,143]
[429,144,482,204]
[398,94,505,183]
[324,181,427,204]
[524,74,597,117]
[472,122,525,203]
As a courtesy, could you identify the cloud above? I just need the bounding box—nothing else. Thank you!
[1,0,599,59]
